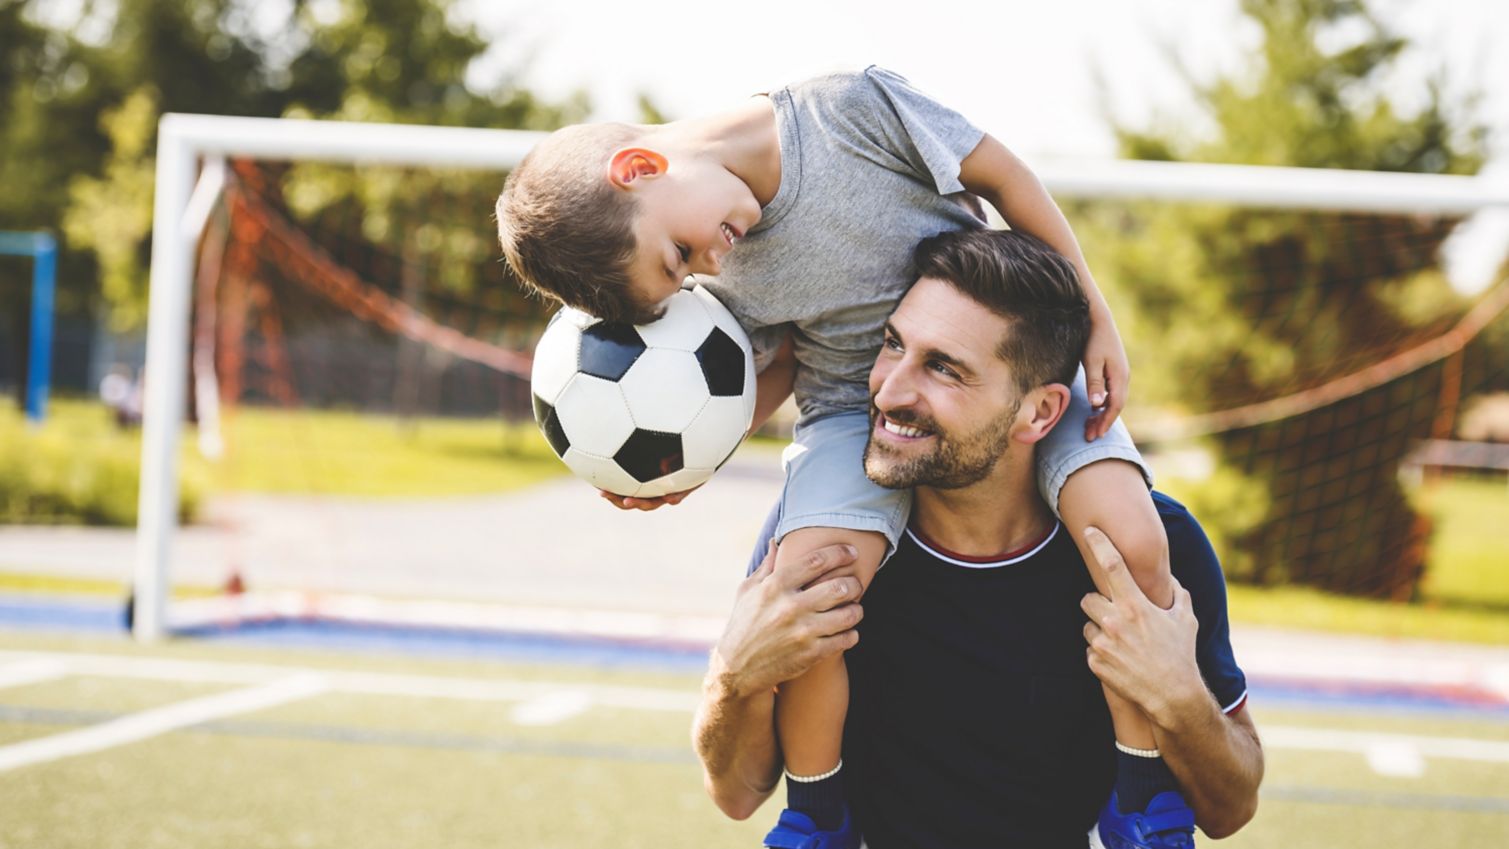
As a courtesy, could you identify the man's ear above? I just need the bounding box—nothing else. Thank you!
[607,147,669,189]
[1013,383,1072,445]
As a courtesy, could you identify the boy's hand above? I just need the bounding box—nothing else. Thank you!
[599,485,701,511]
[1083,311,1130,441]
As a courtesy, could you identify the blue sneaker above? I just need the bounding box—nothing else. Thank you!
[1094,791,1196,849]
[762,806,860,849]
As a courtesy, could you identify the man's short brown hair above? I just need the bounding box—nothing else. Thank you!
[496,123,654,324]
[910,228,1089,395]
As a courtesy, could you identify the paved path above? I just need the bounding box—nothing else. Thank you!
[0,446,788,618]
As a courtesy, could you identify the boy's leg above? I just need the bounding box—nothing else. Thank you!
[763,411,909,844]
[1042,370,1194,846]
[1058,459,1170,753]
[772,526,887,828]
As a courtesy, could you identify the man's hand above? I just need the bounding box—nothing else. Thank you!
[708,539,864,699]
[1082,310,1130,441]
[599,485,701,511]
[1079,526,1204,726]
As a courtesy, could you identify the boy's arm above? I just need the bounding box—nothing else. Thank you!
[958,135,1128,440]
[750,329,796,433]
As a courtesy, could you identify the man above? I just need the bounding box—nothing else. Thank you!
[693,229,1263,848]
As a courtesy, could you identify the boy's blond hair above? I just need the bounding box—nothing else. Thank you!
[496,123,655,324]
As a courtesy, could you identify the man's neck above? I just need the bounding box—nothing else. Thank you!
[650,98,782,206]
[910,450,1055,560]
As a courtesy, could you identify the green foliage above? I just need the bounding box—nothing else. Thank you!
[0,0,588,332]
[0,400,203,526]
[1087,0,1491,597]
[63,87,160,330]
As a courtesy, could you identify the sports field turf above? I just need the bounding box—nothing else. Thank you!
[1,630,1505,848]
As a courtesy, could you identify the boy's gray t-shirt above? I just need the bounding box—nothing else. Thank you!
[697,66,988,420]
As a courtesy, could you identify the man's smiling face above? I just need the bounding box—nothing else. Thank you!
[864,276,1027,491]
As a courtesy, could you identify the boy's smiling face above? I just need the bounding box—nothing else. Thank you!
[607,147,762,312]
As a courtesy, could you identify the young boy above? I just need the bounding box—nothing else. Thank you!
[498,67,1190,849]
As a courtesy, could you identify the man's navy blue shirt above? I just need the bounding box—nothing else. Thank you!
[747,492,1247,849]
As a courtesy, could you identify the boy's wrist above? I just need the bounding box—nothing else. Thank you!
[1087,296,1115,326]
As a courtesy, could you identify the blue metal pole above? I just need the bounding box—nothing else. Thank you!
[25,233,57,424]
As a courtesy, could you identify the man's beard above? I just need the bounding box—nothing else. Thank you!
[863,401,1019,490]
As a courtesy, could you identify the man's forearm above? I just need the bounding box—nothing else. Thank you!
[692,663,782,821]
[1151,694,1264,839]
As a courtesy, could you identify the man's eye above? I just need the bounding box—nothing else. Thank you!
[929,361,957,378]
[676,244,691,262]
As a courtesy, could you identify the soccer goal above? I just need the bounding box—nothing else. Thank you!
[135,113,1509,642]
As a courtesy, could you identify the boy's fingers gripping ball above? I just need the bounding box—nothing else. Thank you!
[530,286,757,498]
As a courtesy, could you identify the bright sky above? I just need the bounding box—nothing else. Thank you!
[463,0,1509,161]
[462,0,1509,291]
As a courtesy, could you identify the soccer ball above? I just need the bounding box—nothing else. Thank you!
[530,285,757,498]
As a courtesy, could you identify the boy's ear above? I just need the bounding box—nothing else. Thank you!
[607,147,669,189]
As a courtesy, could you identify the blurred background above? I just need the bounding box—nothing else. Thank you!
[0,0,1506,847]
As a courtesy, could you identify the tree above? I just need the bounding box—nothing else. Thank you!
[1083,0,1492,597]
[0,0,586,403]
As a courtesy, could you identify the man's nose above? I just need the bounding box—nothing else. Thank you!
[872,363,918,412]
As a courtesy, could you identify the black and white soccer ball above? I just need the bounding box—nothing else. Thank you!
[530,285,757,498]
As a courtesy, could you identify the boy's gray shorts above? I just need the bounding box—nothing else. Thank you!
[773,368,1152,554]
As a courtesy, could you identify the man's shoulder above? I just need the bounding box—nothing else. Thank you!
[1151,491,1207,548]
[1150,491,1229,594]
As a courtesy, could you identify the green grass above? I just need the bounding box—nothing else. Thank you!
[1224,476,1509,645]
[4,399,567,511]
[209,405,565,496]
[0,400,204,525]
[0,632,1504,849]
[1226,583,1509,644]
[1416,477,1509,608]
[0,572,218,599]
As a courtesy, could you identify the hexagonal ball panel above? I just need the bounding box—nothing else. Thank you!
[561,447,642,497]
[553,374,636,457]
[692,286,752,355]
[613,429,684,483]
[634,288,716,351]
[578,321,646,381]
[619,348,711,433]
[532,394,571,458]
[695,327,747,397]
[530,311,585,405]
[680,395,751,470]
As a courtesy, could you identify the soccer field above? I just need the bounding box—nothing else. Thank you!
[1,630,1505,849]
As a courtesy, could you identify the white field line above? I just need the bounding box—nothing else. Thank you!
[1364,741,1427,778]
[0,658,69,691]
[0,673,328,772]
[1260,724,1509,764]
[510,690,594,726]
[0,649,699,713]
[2,650,1507,764]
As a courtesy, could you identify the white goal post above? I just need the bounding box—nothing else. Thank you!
[135,112,1509,642]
